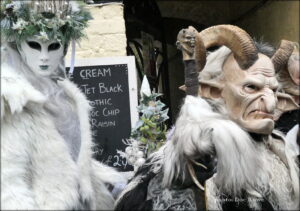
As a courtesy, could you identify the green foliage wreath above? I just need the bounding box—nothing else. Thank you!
[1,0,92,44]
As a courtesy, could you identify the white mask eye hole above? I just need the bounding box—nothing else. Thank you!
[27,41,41,51]
[48,42,61,51]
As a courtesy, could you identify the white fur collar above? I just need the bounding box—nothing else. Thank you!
[149,95,299,209]
[1,63,46,119]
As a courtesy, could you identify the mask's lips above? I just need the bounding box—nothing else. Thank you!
[248,109,274,120]
[40,65,49,70]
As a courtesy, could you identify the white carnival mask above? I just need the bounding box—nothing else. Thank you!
[18,37,64,77]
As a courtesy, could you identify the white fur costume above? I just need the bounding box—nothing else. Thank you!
[116,29,299,210]
[116,96,299,210]
[175,96,299,210]
[1,62,126,210]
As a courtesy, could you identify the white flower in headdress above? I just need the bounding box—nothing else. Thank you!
[57,18,66,27]
[2,0,91,45]
[46,19,56,29]
[35,19,43,27]
[5,3,14,10]
[12,18,28,33]
[13,1,21,11]
[5,1,21,12]
[36,31,49,42]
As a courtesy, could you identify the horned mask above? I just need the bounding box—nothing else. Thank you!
[276,43,300,104]
[179,25,299,135]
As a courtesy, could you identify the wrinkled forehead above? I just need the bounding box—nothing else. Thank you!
[223,53,276,82]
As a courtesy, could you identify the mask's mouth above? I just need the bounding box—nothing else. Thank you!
[247,109,274,120]
[39,65,49,70]
[189,41,195,47]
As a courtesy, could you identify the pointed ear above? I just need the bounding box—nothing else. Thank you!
[199,80,223,99]
[179,85,187,92]
[274,92,299,120]
[179,81,223,99]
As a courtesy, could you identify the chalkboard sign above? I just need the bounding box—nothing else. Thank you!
[66,57,138,171]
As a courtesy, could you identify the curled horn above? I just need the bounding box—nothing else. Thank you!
[195,35,206,71]
[185,34,206,96]
[198,24,258,70]
[272,40,294,72]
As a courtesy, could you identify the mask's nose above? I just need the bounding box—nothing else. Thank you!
[40,50,49,63]
[260,88,276,113]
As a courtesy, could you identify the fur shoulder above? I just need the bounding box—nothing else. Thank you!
[1,64,46,119]
[57,79,90,111]
[91,159,127,185]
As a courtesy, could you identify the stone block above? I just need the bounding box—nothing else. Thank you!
[86,19,125,35]
[66,4,127,59]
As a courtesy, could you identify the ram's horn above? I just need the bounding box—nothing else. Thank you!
[198,24,258,70]
[272,40,295,72]
[195,34,206,71]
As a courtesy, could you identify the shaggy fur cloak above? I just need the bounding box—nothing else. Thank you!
[1,63,126,210]
[116,96,299,211]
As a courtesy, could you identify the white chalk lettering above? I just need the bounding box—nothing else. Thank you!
[103,107,120,116]
[80,84,95,95]
[92,130,98,137]
[90,110,100,117]
[113,154,128,169]
[95,147,104,156]
[98,83,123,93]
[90,98,113,107]
[80,68,111,80]
[104,155,112,165]
[91,119,116,128]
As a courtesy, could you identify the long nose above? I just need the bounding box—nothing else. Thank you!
[40,49,49,63]
[259,88,276,113]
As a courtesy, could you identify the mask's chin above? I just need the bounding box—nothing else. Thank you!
[238,117,274,135]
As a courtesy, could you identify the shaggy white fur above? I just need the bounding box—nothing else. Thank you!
[115,45,299,210]
[1,58,126,210]
[286,124,300,155]
[199,46,231,81]
[151,96,263,193]
[148,96,299,210]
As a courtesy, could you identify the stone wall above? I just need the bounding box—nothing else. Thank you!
[235,1,299,46]
[66,3,127,59]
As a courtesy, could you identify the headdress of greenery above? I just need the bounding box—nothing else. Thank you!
[1,0,92,45]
